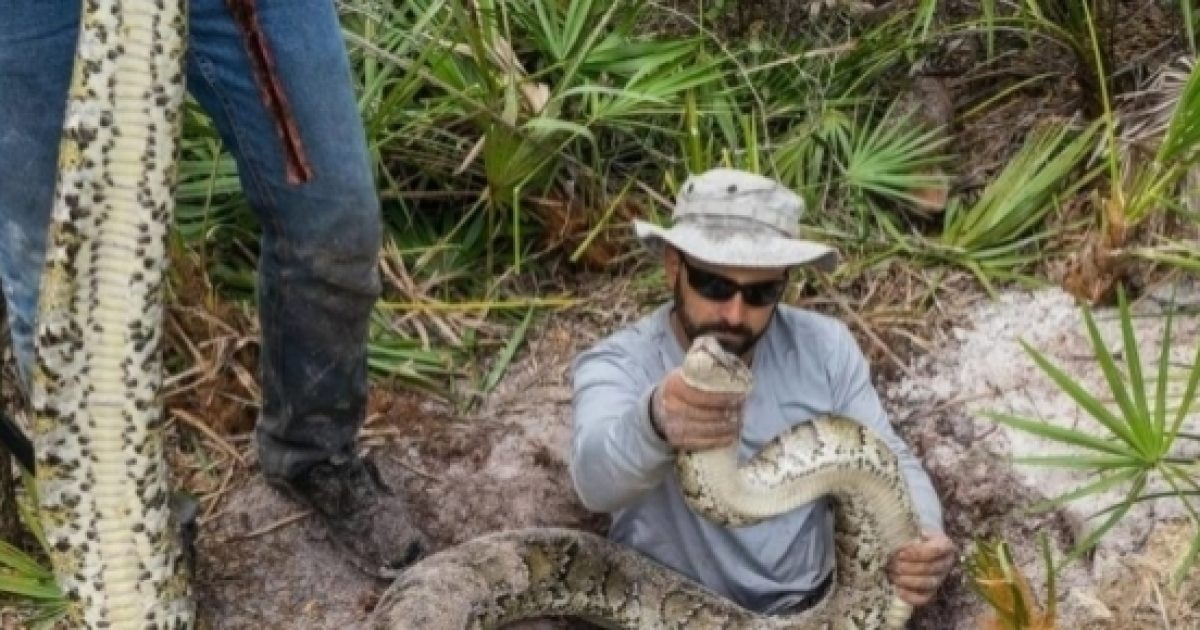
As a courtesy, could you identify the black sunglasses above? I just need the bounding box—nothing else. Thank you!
[680,256,787,307]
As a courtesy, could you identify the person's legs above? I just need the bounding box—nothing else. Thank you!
[187,0,380,482]
[0,2,80,391]
[185,0,425,575]
[0,0,425,578]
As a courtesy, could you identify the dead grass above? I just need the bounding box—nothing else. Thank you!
[1095,518,1200,629]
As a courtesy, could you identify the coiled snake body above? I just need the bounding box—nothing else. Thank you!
[32,0,192,627]
[370,336,921,629]
[32,1,919,627]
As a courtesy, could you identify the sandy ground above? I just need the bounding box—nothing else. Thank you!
[190,310,609,629]
[880,281,1200,628]
[4,277,1198,628]
[174,277,1200,629]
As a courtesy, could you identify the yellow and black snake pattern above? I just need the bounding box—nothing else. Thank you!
[370,337,921,629]
[31,0,193,627]
[25,1,919,627]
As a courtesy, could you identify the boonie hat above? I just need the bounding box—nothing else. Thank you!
[634,168,838,270]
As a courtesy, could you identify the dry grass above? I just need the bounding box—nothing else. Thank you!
[1094,519,1200,629]
[793,260,985,382]
[966,538,1057,630]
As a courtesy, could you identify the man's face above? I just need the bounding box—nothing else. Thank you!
[666,249,788,356]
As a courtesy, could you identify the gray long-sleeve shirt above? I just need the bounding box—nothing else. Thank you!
[569,303,943,614]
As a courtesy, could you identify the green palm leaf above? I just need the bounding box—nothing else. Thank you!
[1063,473,1147,564]
[985,290,1200,582]
[1078,301,1149,455]
[1025,467,1142,513]
[0,574,61,601]
[836,104,951,208]
[1115,290,1152,433]
[984,411,1133,457]
[1017,341,1141,451]
[1169,324,1200,439]
[942,121,1100,250]
[1011,454,1140,469]
[1154,291,1176,444]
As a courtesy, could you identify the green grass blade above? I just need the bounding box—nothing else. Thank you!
[1170,329,1200,439]
[482,306,535,393]
[561,0,595,62]
[1064,473,1147,563]
[1019,340,1141,449]
[532,0,562,60]
[18,473,49,554]
[0,541,52,580]
[554,0,619,95]
[1114,288,1153,444]
[1085,490,1200,516]
[1011,454,1140,469]
[521,116,595,144]
[0,574,62,600]
[1040,531,1057,619]
[1175,523,1200,589]
[984,411,1134,457]
[1158,58,1200,163]
[1026,466,1141,513]
[1154,292,1176,444]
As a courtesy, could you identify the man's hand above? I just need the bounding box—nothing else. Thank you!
[650,368,745,450]
[887,531,955,607]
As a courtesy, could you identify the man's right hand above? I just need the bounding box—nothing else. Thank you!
[650,368,745,450]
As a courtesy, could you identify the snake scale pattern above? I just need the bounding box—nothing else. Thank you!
[370,336,921,629]
[31,0,193,627]
[32,2,917,627]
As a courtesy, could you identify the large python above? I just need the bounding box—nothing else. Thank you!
[25,1,918,627]
[370,335,921,629]
[30,0,193,627]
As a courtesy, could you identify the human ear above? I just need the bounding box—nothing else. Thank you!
[663,247,681,290]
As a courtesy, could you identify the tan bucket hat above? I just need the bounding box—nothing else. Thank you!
[633,168,838,270]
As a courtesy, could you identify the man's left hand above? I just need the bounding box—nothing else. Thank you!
[887,531,956,607]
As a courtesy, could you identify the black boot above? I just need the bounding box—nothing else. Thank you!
[268,454,429,578]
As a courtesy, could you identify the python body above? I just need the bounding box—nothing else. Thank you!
[31,0,193,627]
[371,336,921,629]
[28,1,916,627]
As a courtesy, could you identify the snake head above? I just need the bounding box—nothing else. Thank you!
[682,335,753,393]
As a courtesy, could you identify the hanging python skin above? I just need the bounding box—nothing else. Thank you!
[30,0,194,627]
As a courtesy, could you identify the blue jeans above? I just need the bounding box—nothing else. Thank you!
[0,0,383,481]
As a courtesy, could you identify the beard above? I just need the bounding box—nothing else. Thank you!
[672,279,772,356]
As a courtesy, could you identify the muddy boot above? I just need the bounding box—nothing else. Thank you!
[269,454,429,579]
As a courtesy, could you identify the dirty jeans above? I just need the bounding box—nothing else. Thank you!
[0,0,382,481]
